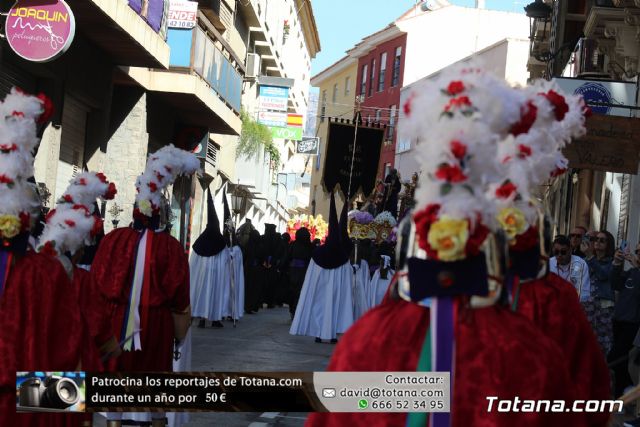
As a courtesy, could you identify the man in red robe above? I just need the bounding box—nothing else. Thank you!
[0,88,84,426]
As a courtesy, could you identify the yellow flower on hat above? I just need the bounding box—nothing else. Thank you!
[0,214,21,239]
[138,199,153,217]
[498,207,528,241]
[427,216,469,262]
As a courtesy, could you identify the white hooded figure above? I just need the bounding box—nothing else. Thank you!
[190,187,231,328]
[220,188,244,322]
[290,191,355,342]
[368,255,395,307]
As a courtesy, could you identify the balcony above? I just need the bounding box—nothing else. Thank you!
[197,0,236,32]
[65,0,170,68]
[167,26,243,114]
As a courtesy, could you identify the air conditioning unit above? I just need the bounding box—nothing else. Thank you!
[574,38,606,78]
[246,53,261,79]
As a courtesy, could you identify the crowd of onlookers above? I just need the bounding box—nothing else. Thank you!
[550,226,640,402]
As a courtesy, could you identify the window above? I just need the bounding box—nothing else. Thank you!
[392,46,402,87]
[321,90,327,122]
[378,52,387,92]
[345,76,351,96]
[360,64,368,96]
[332,83,338,103]
[368,58,376,97]
[388,105,396,139]
[384,163,391,178]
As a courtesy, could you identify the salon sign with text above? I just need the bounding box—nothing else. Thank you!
[5,0,76,63]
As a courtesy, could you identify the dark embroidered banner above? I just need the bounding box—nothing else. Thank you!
[323,120,384,199]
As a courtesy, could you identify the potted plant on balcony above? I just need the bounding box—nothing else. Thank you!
[283,20,290,42]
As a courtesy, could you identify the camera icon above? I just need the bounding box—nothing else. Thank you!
[322,388,336,398]
[19,376,80,410]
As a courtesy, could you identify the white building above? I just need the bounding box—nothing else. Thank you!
[396,37,530,179]
[231,0,320,233]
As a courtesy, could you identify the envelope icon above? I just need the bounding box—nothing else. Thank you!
[323,388,336,398]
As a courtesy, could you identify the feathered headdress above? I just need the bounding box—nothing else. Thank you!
[0,88,53,244]
[38,172,117,257]
[134,144,200,220]
[489,81,589,251]
[402,66,526,263]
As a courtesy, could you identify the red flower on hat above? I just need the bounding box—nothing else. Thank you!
[517,144,532,158]
[444,96,472,112]
[413,204,441,257]
[78,178,87,186]
[40,241,58,257]
[495,180,517,199]
[11,111,24,118]
[64,219,76,227]
[19,211,30,231]
[510,226,539,252]
[96,173,108,183]
[155,172,165,182]
[0,175,14,185]
[104,182,117,200]
[510,101,538,136]
[541,90,568,121]
[0,143,17,153]
[63,194,74,203]
[148,182,158,193]
[550,167,567,178]
[446,81,466,96]
[36,93,54,124]
[465,221,490,257]
[45,209,57,222]
[450,140,467,159]
[435,164,467,183]
[72,205,90,216]
[14,87,25,95]
[90,216,104,238]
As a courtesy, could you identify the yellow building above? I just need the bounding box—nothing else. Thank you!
[309,56,357,218]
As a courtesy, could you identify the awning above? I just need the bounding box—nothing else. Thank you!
[65,0,169,68]
[122,67,241,135]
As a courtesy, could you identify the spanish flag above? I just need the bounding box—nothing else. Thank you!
[287,114,303,127]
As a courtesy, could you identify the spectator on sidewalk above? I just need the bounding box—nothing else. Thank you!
[569,226,588,258]
[549,235,590,301]
[583,230,616,356]
[609,243,640,397]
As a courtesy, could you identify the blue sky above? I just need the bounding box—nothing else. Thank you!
[310,0,528,76]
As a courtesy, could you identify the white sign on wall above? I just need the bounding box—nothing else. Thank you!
[554,77,636,117]
[168,0,198,29]
[258,111,288,127]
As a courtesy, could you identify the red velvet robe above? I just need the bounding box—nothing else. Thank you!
[0,251,84,427]
[91,228,190,371]
[307,296,588,427]
[74,267,114,372]
[516,272,611,427]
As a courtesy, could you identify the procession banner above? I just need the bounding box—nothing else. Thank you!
[16,371,451,413]
[323,120,384,198]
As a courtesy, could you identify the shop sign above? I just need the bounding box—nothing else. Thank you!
[258,111,288,127]
[5,0,76,62]
[168,0,198,29]
[259,86,289,112]
[271,126,303,141]
[297,137,319,155]
[563,114,640,174]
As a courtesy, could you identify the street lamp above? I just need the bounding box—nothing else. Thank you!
[524,0,552,61]
[231,181,248,226]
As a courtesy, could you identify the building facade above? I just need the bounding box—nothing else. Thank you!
[525,0,640,248]
[309,56,358,219]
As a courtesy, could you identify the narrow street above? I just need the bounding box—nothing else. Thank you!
[184,307,334,427]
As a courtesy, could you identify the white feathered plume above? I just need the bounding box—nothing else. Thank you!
[38,172,117,256]
[134,144,201,217]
